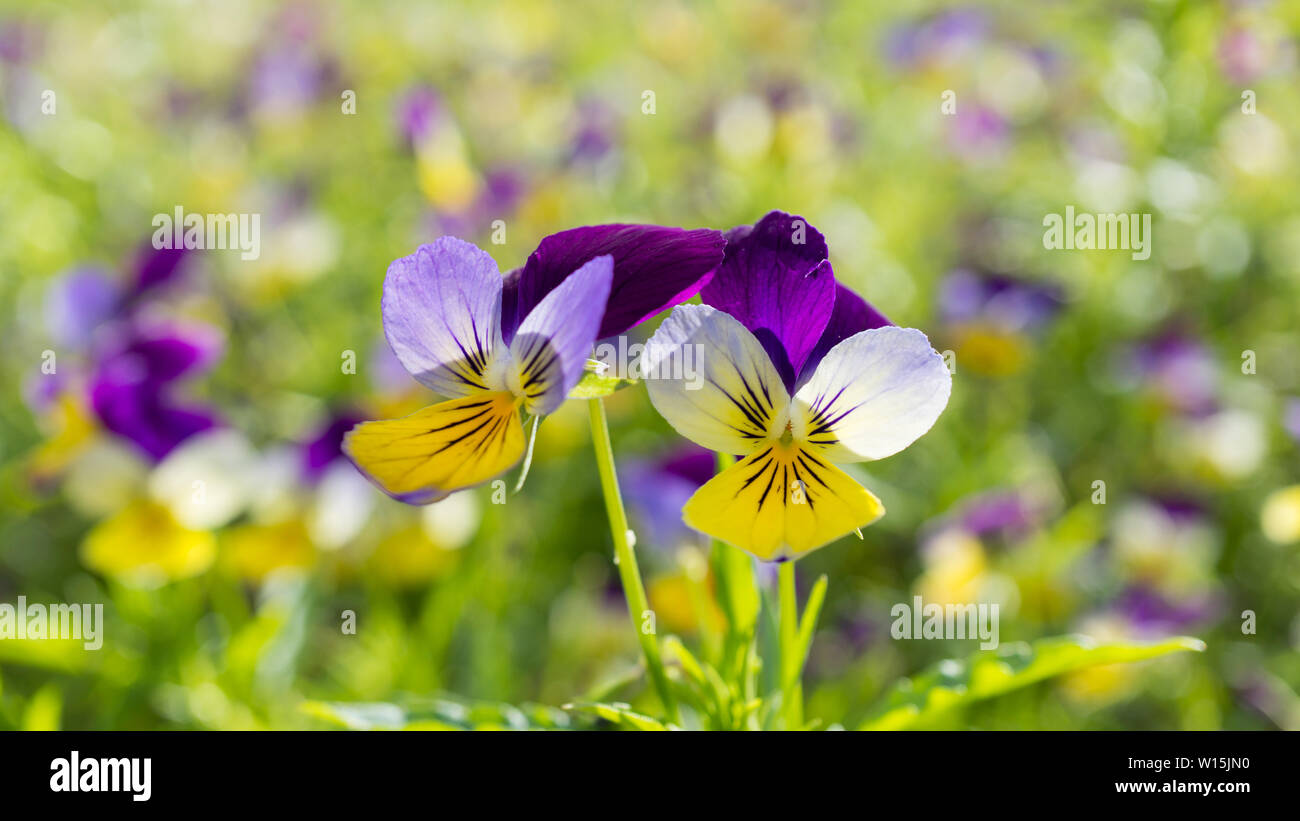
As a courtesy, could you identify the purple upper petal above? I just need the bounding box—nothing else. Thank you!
[501,224,725,342]
[799,282,893,385]
[382,238,504,398]
[701,211,836,391]
[509,255,613,416]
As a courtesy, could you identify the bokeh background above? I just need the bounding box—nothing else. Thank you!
[1,0,1298,730]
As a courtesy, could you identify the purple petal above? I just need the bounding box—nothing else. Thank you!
[1113,586,1218,634]
[90,381,218,461]
[702,211,836,391]
[501,224,725,342]
[1283,399,1300,443]
[509,255,613,416]
[799,283,893,385]
[44,267,121,350]
[133,245,190,295]
[395,85,441,147]
[88,322,223,460]
[382,238,504,398]
[302,410,366,482]
[622,445,713,551]
[109,332,222,383]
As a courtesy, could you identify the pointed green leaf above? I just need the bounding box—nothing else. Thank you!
[303,697,572,730]
[562,700,677,731]
[859,634,1205,730]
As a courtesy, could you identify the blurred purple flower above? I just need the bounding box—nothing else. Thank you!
[884,9,988,68]
[301,410,365,482]
[44,267,120,350]
[1217,28,1266,84]
[395,85,442,148]
[948,105,1008,158]
[131,244,191,296]
[922,487,1049,548]
[569,98,619,165]
[243,3,337,118]
[622,445,714,550]
[1283,398,1300,443]
[44,245,193,354]
[938,267,1064,333]
[0,19,42,64]
[1128,329,1218,416]
[89,322,222,461]
[1111,585,1218,636]
[426,168,526,240]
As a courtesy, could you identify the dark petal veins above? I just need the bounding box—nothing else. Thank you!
[701,211,837,392]
[798,282,893,385]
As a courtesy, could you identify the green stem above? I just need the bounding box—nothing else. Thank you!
[778,560,803,729]
[587,398,679,724]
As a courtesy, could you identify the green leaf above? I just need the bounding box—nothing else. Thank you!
[568,369,634,399]
[791,574,828,687]
[562,700,677,731]
[303,697,573,730]
[859,634,1205,730]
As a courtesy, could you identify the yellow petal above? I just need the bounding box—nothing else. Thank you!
[27,394,97,480]
[344,391,524,504]
[683,441,884,561]
[81,499,216,585]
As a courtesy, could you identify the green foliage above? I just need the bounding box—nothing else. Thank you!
[304,697,573,731]
[859,636,1206,730]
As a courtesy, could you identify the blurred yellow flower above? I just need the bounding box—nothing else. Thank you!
[647,571,726,636]
[27,394,96,481]
[222,519,316,583]
[917,529,988,605]
[1261,485,1300,545]
[82,500,216,586]
[367,524,460,587]
[951,324,1027,377]
[416,130,481,211]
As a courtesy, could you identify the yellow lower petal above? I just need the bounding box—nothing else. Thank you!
[683,441,884,562]
[344,391,524,504]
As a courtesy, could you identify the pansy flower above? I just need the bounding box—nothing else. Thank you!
[642,211,952,561]
[346,225,726,503]
[90,320,222,462]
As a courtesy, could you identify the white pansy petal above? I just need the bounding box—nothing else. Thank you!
[793,326,951,462]
[643,304,791,454]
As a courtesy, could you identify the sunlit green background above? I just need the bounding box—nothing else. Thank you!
[2,0,1298,729]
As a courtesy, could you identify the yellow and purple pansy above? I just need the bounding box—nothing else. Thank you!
[643,211,953,562]
[345,224,726,503]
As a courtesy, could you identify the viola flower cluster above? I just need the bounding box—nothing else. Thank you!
[347,211,953,563]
